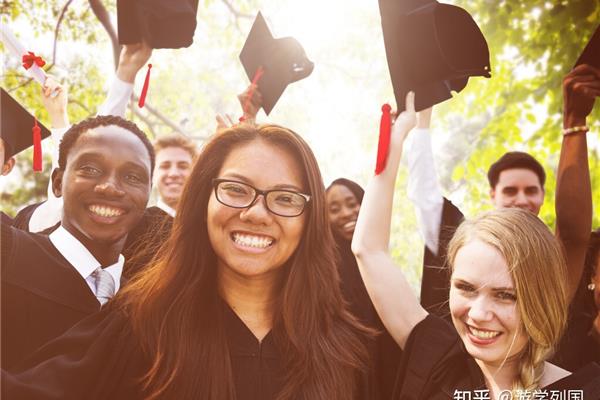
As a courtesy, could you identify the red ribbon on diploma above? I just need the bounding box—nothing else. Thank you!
[375,104,392,175]
[22,51,46,70]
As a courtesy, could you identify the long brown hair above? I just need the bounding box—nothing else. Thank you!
[116,124,371,399]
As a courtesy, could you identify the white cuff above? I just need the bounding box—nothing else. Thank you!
[97,77,133,117]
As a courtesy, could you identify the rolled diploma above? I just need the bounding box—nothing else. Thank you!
[1,22,47,86]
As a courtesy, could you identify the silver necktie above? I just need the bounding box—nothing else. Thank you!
[92,267,115,306]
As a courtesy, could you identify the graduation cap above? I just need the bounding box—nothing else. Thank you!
[575,24,600,69]
[239,12,314,115]
[1,88,50,169]
[117,0,199,49]
[379,0,491,111]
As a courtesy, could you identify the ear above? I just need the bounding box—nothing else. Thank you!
[51,168,65,198]
[1,157,15,176]
[489,188,496,202]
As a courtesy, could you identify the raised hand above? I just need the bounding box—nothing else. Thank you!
[41,76,69,128]
[563,64,600,128]
[116,42,153,83]
[237,83,263,122]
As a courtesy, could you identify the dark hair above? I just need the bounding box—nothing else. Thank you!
[116,124,370,400]
[585,229,600,278]
[326,178,365,204]
[487,151,546,189]
[58,115,155,175]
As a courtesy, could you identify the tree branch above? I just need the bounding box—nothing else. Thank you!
[220,0,253,20]
[88,0,121,69]
[53,0,75,64]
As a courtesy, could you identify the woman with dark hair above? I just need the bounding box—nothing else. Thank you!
[326,179,401,400]
[3,124,372,400]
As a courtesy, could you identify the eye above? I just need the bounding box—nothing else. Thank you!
[524,187,539,195]
[79,165,101,176]
[454,282,476,295]
[502,187,518,196]
[273,192,302,206]
[125,173,143,184]
[496,291,517,301]
[221,182,250,196]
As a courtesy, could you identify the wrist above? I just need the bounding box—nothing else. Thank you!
[116,64,137,83]
[49,112,69,128]
[563,114,586,129]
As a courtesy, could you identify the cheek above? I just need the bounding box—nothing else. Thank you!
[449,290,468,317]
[281,216,305,250]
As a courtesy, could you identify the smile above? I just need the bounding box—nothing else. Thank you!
[343,221,356,231]
[88,204,125,218]
[467,325,501,340]
[231,232,274,249]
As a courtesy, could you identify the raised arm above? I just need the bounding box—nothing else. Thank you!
[556,64,599,300]
[352,92,428,349]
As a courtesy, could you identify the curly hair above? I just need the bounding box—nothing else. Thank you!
[58,115,155,175]
[447,208,568,392]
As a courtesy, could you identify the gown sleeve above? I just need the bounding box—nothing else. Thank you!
[2,306,148,400]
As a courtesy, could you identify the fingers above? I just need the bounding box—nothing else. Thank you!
[405,91,415,113]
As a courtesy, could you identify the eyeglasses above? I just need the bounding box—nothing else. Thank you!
[212,178,311,217]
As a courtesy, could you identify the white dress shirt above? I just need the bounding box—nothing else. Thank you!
[404,128,445,256]
[27,77,134,233]
[156,198,176,218]
[49,225,124,295]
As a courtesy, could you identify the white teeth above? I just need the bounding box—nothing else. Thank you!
[232,233,274,249]
[469,326,500,339]
[343,221,356,229]
[89,205,124,218]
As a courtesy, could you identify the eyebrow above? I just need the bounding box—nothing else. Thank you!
[222,173,304,192]
[76,153,150,176]
[452,278,515,291]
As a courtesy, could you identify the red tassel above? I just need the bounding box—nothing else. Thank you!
[239,66,265,122]
[32,118,42,172]
[375,104,392,175]
[138,64,152,108]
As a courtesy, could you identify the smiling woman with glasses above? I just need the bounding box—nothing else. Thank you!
[5,123,373,400]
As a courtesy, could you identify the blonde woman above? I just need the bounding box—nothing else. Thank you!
[352,92,600,399]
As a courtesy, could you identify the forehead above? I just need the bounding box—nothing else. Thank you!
[156,146,193,163]
[70,125,151,172]
[496,168,541,188]
[327,184,357,203]
[218,139,304,189]
[452,239,514,288]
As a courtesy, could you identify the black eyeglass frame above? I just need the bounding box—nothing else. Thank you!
[212,178,311,217]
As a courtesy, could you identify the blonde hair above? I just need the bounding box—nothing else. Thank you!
[446,208,568,391]
[153,133,197,159]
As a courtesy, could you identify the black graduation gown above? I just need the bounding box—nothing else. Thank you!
[393,315,600,399]
[1,222,101,370]
[334,234,402,400]
[1,211,14,225]
[419,198,464,320]
[2,301,368,400]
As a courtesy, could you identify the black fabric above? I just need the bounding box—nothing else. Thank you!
[1,211,13,226]
[12,201,42,231]
[335,234,402,400]
[420,197,464,320]
[2,301,365,400]
[393,314,600,399]
[1,222,100,370]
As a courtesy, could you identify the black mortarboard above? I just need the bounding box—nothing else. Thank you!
[575,24,600,69]
[379,0,491,111]
[1,88,50,160]
[117,0,199,49]
[239,12,314,115]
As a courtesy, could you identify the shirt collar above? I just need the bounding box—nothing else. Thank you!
[157,198,176,217]
[49,225,124,291]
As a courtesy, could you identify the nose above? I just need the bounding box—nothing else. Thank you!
[467,295,493,322]
[94,175,125,197]
[167,165,181,178]
[514,191,529,207]
[239,194,272,224]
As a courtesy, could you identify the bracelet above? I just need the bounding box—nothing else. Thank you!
[563,125,589,136]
